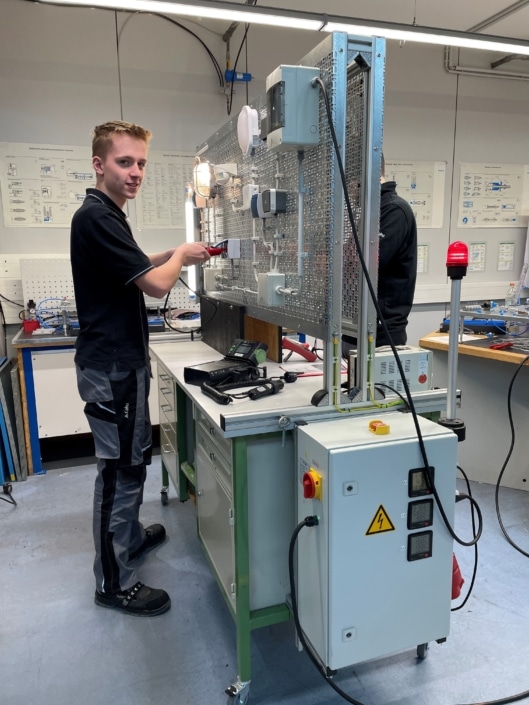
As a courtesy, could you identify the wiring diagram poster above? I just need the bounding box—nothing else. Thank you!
[0,142,92,227]
[135,150,194,229]
[385,161,446,228]
[458,162,529,228]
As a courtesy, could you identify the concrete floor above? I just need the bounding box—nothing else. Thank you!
[1,454,529,705]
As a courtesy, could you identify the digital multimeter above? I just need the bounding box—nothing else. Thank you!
[183,339,268,386]
[225,339,268,366]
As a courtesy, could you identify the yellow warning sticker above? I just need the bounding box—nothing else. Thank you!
[366,505,395,535]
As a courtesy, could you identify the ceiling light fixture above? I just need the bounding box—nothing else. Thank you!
[36,0,529,56]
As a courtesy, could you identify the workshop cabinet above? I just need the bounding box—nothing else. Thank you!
[194,407,296,612]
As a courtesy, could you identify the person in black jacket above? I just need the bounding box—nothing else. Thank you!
[376,154,418,346]
[343,154,417,352]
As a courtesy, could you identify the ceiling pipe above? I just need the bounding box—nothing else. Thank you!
[444,0,529,80]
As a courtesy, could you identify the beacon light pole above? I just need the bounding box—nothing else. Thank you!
[439,241,469,442]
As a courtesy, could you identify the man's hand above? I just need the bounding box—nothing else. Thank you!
[177,242,210,266]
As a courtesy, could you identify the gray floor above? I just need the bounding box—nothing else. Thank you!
[2,454,529,705]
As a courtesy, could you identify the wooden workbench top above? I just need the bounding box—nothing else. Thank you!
[419,331,529,365]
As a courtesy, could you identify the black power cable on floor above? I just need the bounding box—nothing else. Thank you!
[289,518,529,705]
[494,354,529,558]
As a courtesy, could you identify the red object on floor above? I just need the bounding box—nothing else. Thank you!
[452,553,464,599]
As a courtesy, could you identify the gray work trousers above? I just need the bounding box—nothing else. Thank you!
[76,363,152,594]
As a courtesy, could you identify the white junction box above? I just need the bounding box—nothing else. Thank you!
[295,412,457,670]
[257,272,285,306]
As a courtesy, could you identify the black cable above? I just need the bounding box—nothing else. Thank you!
[227,23,250,115]
[454,691,529,705]
[289,517,367,705]
[0,300,7,361]
[315,75,481,549]
[311,339,324,360]
[290,510,529,705]
[494,354,529,557]
[151,13,225,88]
[0,293,24,308]
[159,278,219,334]
[26,2,225,89]
[451,465,478,612]
[1,483,17,506]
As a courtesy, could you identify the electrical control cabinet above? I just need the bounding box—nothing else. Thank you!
[295,412,457,670]
[265,65,320,152]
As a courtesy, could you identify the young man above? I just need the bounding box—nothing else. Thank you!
[71,121,209,616]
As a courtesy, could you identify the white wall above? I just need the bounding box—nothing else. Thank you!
[2,0,529,346]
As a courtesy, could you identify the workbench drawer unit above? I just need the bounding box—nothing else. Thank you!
[157,363,178,493]
[195,409,232,482]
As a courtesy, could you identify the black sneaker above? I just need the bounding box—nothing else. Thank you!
[129,524,166,561]
[95,582,171,616]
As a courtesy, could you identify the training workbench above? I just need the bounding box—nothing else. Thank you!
[149,338,450,700]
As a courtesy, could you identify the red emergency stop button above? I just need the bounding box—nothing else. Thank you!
[302,470,322,501]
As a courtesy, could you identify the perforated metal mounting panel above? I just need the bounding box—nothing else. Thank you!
[197,33,385,343]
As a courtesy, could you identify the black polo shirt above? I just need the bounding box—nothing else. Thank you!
[70,188,154,371]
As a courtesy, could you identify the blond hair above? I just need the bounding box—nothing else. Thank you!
[91,120,152,159]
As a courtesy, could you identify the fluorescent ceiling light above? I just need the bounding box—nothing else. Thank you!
[36,0,529,57]
[36,0,322,30]
[323,22,529,55]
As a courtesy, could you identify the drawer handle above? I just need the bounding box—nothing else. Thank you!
[160,374,170,381]
[161,444,173,454]
[161,404,172,413]
[209,427,216,436]
[209,452,216,461]
[160,387,171,395]
[161,423,172,433]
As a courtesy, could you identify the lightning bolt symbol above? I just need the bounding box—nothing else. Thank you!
[377,512,384,529]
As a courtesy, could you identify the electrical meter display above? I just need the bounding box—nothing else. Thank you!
[408,467,435,496]
[407,530,433,561]
[407,499,434,529]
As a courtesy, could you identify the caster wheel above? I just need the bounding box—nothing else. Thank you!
[417,643,429,660]
[225,680,250,705]
[160,491,168,506]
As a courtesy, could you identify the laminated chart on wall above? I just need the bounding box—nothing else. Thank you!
[135,150,194,229]
[0,142,92,227]
[385,161,446,228]
[458,162,529,228]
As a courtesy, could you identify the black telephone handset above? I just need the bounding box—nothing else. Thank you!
[225,339,268,366]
